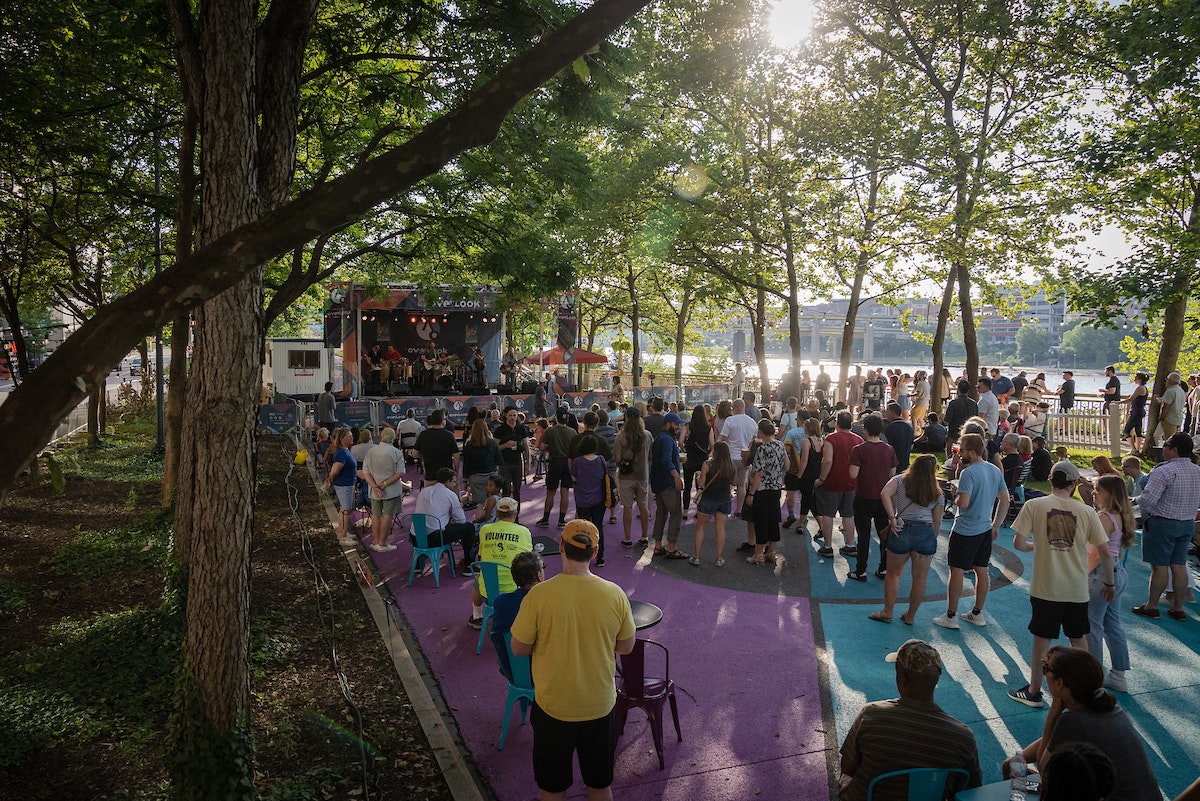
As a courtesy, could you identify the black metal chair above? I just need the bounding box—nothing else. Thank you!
[614,638,680,769]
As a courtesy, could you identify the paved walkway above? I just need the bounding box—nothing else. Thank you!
[343,468,1200,800]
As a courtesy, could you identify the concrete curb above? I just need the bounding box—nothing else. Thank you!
[301,438,490,801]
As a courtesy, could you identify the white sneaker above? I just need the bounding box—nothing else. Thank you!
[338,537,357,546]
[1103,671,1127,692]
[369,543,397,553]
[960,611,987,627]
[932,613,960,630]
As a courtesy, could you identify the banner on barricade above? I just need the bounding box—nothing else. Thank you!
[334,400,374,429]
[257,403,301,435]
[498,393,534,417]
[442,395,497,426]
[632,385,678,404]
[683,384,728,407]
[378,397,440,428]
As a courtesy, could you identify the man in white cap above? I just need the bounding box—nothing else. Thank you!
[361,427,411,552]
[839,639,981,801]
[469,497,533,630]
[1008,460,1115,708]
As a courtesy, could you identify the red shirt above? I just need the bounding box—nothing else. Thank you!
[823,430,864,492]
[850,440,899,499]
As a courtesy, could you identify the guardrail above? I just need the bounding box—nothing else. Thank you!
[1045,405,1122,459]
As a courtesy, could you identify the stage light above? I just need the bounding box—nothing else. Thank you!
[410,316,416,324]
[420,317,427,324]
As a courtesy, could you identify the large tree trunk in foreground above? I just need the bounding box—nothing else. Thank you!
[0,0,655,502]
[169,1,261,797]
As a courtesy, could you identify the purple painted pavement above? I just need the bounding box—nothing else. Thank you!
[356,476,831,801]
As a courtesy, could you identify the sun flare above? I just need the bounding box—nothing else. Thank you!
[768,0,813,48]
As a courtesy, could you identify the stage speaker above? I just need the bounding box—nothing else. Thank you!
[520,380,538,394]
[389,381,411,396]
[463,385,490,396]
[364,382,386,396]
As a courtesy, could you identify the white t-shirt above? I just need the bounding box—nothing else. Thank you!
[720,414,758,459]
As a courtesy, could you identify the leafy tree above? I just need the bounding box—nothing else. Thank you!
[1016,324,1052,363]
[1065,0,1200,453]
[827,0,1087,401]
[1058,321,1126,367]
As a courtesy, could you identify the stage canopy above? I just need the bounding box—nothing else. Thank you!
[524,345,608,365]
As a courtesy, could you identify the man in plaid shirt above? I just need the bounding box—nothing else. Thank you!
[1132,432,1200,622]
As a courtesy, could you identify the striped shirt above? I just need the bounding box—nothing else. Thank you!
[840,697,981,801]
[1135,457,1200,521]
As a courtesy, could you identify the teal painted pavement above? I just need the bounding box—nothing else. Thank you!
[815,521,1200,798]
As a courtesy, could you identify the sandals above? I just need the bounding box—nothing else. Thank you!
[868,611,893,623]
[746,555,765,565]
[900,613,915,626]
[664,550,690,560]
[1131,604,1160,619]
[1167,609,1187,621]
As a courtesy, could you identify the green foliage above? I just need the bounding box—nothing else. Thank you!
[53,416,165,484]
[1118,304,1200,375]
[262,766,364,801]
[0,604,183,770]
[692,346,732,376]
[1058,322,1128,367]
[47,508,172,579]
[1016,324,1052,363]
[46,452,66,495]
[0,577,28,616]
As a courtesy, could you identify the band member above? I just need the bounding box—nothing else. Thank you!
[382,344,405,385]
[470,346,486,385]
[420,343,440,390]
[500,347,518,391]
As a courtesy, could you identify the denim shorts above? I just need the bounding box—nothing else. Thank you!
[697,496,733,517]
[886,520,937,556]
[1142,515,1193,565]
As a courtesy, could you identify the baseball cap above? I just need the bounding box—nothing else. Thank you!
[1052,460,1080,481]
[885,639,943,674]
[663,412,684,424]
[561,519,599,550]
[496,497,518,514]
[624,406,641,417]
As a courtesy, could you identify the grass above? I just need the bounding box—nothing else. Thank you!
[46,509,172,579]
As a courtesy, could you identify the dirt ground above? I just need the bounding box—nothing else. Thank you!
[0,430,455,800]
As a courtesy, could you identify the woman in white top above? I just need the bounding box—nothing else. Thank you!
[1086,475,1135,692]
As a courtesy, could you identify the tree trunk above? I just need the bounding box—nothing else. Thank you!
[627,266,641,386]
[753,280,768,397]
[838,166,880,405]
[169,1,260,797]
[1140,276,1190,458]
[673,290,692,390]
[931,267,957,406]
[163,105,198,507]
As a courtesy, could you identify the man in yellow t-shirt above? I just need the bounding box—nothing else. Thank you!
[511,520,636,801]
[1009,460,1115,709]
[469,498,533,630]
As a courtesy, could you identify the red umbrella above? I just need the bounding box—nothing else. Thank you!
[523,345,609,365]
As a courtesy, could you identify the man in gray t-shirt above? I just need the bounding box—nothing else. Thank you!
[316,382,337,430]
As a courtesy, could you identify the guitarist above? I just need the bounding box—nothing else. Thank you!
[500,347,518,391]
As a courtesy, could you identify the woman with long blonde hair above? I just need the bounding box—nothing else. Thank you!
[692,441,736,566]
[870,454,945,624]
[1085,475,1136,692]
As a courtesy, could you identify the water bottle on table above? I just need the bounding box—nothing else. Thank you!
[1010,749,1028,801]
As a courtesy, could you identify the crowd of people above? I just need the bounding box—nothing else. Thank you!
[309,363,1199,801]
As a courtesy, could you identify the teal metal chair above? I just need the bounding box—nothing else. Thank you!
[402,513,456,587]
[865,767,971,801]
[471,561,506,654]
[498,632,534,750]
